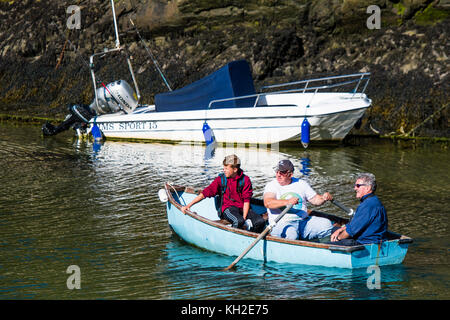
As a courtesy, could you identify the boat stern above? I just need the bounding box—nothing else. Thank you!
[349,236,412,268]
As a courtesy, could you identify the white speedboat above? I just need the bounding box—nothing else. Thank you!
[42,0,371,147]
[93,60,371,145]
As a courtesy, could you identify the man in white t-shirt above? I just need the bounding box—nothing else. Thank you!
[263,159,334,240]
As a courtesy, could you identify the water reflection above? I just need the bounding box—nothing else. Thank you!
[161,238,411,300]
[83,139,289,195]
[204,140,216,160]
[92,140,103,155]
[299,153,312,176]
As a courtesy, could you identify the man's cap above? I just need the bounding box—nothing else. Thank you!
[223,154,241,166]
[274,159,294,172]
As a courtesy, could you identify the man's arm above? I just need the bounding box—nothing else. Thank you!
[308,192,333,206]
[331,225,350,242]
[182,176,222,214]
[181,193,205,214]
[264,192,298,209]
[242,201,250,220]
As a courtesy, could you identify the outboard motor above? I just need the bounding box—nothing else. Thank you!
[90,80,138,115]
[42,104,94,136]
[42,80,138,137]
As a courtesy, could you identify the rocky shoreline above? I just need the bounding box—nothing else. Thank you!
[0,0,448,137]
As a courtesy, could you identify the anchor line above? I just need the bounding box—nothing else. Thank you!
[49,22,90,71]
[55,36,69,70]
[49,22,115,95]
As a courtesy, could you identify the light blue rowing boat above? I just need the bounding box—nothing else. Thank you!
[162,183,412,269]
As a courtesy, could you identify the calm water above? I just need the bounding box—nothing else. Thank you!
[0,123,448,300]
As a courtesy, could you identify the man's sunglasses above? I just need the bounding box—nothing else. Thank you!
[354,183,368,188]
[276,170,291,176]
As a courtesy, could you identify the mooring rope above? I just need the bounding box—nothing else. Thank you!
[129,18,173,91]
[404,102,449,137]
[55,36,69,70]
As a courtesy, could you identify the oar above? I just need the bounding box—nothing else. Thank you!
[223,204,293,271]
[331,199,354,216]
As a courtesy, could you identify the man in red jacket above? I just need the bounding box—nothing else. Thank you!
[181,154,265,232]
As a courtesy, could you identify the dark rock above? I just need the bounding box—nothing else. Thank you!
[0,0,448,137]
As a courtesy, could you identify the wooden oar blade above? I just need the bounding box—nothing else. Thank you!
[223,229,269,271]
[223,204,293,271]
[331,199,354,216]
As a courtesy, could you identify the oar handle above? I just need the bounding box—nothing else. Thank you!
[224,204,293,271]
[272,204,293,224]
[331,199,354,216]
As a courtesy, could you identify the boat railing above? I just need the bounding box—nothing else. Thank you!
[260,72,371,94]
[264,77,370,95]
[207,72,370,109]
[207,92,266,109]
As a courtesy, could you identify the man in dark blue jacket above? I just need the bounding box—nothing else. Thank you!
[330,173,388,245]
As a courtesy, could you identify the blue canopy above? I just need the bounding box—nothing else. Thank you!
[155,60,256,112]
